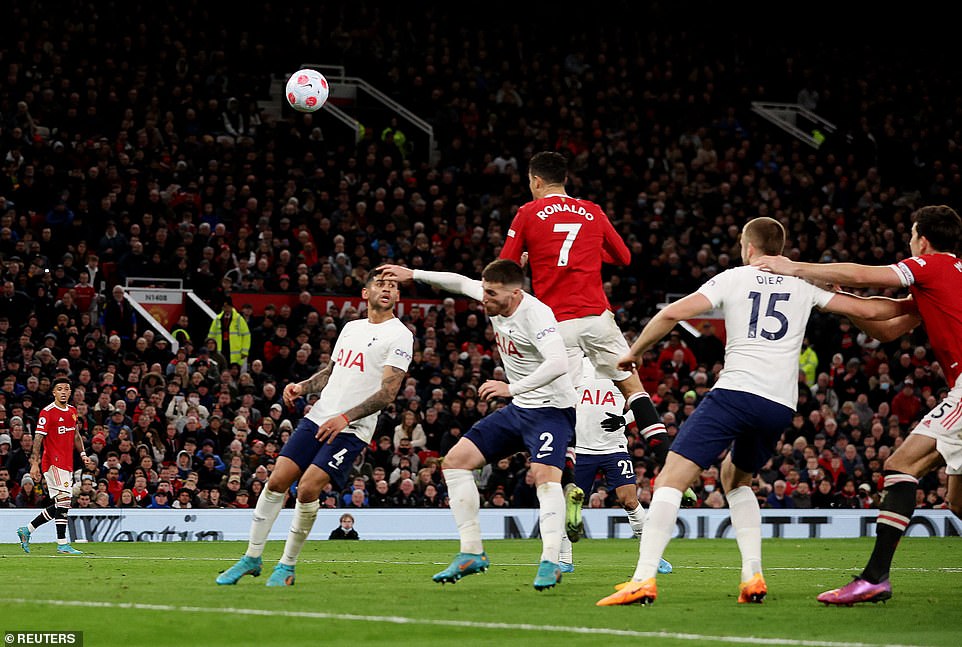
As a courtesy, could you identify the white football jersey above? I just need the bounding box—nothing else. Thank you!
[493,291,576,408]
[305,317,413,443]
[413,271,575,409]
[697,265,834,409]
[575,357,626,454]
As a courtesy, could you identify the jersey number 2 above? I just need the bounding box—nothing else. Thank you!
[553,223,582,267]
[747,291,789,340]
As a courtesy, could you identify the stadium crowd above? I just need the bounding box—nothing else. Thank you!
[0,3,958,514]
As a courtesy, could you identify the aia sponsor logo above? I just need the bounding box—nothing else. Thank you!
[335,348,365,371]
[494,332,523,357]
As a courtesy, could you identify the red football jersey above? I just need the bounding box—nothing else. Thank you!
[893,253,962,385]
[500,194,631,321]
[36,403,79,472]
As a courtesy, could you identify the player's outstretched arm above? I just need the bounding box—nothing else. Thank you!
[753,255,903,289]
[824,293,921,342]
[620,292,712,370]
[379,265,483,302]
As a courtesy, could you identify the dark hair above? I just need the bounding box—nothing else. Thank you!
[527,151,567,185]
[365,267,390,287]
[52,376,72,389]
[481,258,525,287]
[743,217,786,256]
[913,205,962,253]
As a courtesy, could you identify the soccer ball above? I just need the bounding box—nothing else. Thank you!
[285,69,330,113]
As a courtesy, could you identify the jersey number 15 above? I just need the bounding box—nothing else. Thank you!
[747,291,789,340]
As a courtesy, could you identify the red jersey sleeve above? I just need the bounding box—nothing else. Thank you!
[500,211,527,263]
[601,217,631,266]
[896,254,962,385]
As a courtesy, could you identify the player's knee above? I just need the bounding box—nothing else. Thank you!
[266,470,297,493]
[294,477,327,502]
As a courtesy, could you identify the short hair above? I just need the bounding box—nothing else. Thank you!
[481,259,525,287]
[527,150,568,185]
[365,267,391,287]
[339,512,355,523]
[52,376,72,389]
[742,217,786,256]
[914,205,962,253]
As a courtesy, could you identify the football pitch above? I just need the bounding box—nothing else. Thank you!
[3,537,959,647]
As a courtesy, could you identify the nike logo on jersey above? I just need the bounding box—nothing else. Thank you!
[536,452,551,459]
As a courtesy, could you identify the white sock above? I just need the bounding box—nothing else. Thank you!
[727,485,763,581]
[632,487,681,581]
[537,481,565,563]
[559,531,573,564]
[445,468,483,554]
[280,498,320,566]
[626,502,646,538]
[246,488,286,559]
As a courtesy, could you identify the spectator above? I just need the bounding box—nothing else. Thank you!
[391,478,419,507]
[890,378,922,427]
[765,480,795,509]
[368,479,393,508]
[329,513,360,540]
[0,481,16,508]
[172,488,195,509]
[392,410,426,452]
[811,479,836,508]
[100,286,137,346]
[206,297,251,371]
[790,482,813,509]
[147,490,173,509]
[230,489,252,509]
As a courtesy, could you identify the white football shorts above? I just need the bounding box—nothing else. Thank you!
[911,374,962,475]
[43,465,74,499]
[559,310,633,385]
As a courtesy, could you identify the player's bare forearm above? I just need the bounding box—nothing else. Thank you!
[849,312,921,343]
[629,311,677,360]
[31,435,44,465]
[299,362,334,395]
[74,430,85,455]
[342,366,406,422]
[837,293,916,321]
[753,256,902,289]
[627,292,711,363]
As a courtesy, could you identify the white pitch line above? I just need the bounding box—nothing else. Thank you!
[13,598,928,647]
[3,553,961,573]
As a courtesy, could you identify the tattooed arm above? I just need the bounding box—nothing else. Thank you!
[315,365,407,444]
[342,365,407,422]
[282,361,334,408]
[29,434,44,482]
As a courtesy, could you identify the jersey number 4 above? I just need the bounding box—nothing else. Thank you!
[747,291,789,340]
[553,223,582,267]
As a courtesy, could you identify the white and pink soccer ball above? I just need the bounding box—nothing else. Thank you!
[285,69,330,113]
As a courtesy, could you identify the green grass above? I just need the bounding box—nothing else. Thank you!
[3,537,959,646]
